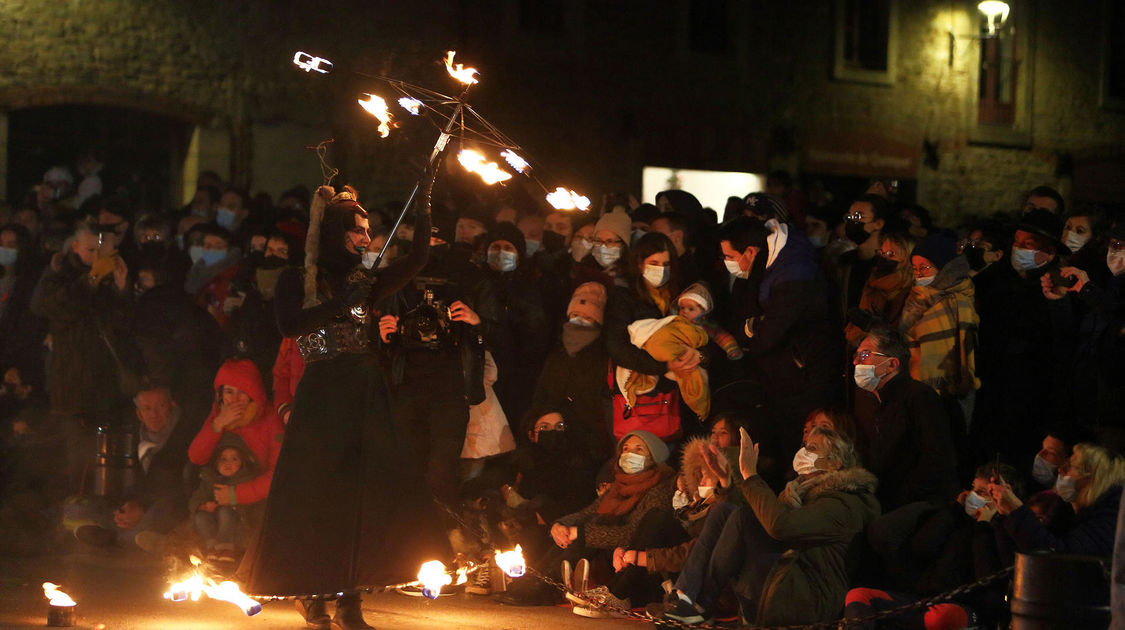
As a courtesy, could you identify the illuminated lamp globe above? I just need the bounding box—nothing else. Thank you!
[978,1,1010,35]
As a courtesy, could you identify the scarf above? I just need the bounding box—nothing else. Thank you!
[845,260,914,346]
[597,464,673,516]
[561,322,601,356]
[646,283,673,315]
[901,277,979,396]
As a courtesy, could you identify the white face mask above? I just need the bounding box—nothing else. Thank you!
[915,275,936,287]
[361,250,378,269]
[672,489,691,510]
[488,249,518,273]
[571,237,593,262]
[964,491,990,517]
[593,244,622,268]
[568,315,597,327]
[1055,474,1078,503]
[1107,250,1125,277]
[1011,247,1045,271]
[724,259,747,279]
[697,485,715,499]
[1031,454,1058,485]
[853,359,889,392]
[524,240,541,256]
[1064,232,1090,253]
[792,447,819,476]
[808,233,827,248]
[188,245,205,264]
[618,451,647,475]
[643,264,669,288]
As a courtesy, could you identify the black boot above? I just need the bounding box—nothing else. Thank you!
[295,598,330,630]
[333,593,374,630]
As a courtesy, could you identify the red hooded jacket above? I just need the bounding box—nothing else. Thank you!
[188,359,285,505]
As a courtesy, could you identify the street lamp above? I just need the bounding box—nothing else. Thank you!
[978,1,1010,36]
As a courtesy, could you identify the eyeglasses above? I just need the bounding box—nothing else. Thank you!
[876,249,900,260]
[845,212,866,222]
[854,349,891,362]
[591,238,623,247]
[1109,239,1125,253]
[913,264,935,275]
[534,422,567,433]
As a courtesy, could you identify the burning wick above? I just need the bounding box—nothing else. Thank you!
[500,150,530,173]
[494,545,526,578]
[358,94,394,138]
[293,51,333,74]
[164,556,262,616]
[43,582,76,627]
[443,51,479,85]
[546,187,591,211]
[398,97,423,115]
[457,149,513,185]
[417,560,453,599]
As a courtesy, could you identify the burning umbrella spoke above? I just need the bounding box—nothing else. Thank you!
[457,149,513,185]
[546,187,592,211]
[443,50,479,85]
[358,93,395,138]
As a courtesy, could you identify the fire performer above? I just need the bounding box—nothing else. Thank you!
[239,178,448,630]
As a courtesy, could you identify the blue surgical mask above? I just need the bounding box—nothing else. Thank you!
[0,246,17,266]
[915,275,936,287]
[215,207,238,230]
[593,244,622,268]
[964,491,989,517]
[1011,247,1045,271]
[524,240,541,256]
[188,245,205,264]
[1031,454,1058,486]
[488,250,518,273]
[175,234,185,250]
[808,233,827,248]
[199,249,227,266]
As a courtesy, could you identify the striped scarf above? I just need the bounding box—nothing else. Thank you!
[900,277,980,397]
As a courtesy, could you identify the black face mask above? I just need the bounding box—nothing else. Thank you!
[138,241,167,258]
[964,246,989,271]
[542,230,565,254]
[872,256,900,275]
[536,431,569,453]
[845,220,871,245]
[260,255,287,269]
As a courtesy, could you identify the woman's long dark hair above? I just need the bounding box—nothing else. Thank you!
[626,231,681,306]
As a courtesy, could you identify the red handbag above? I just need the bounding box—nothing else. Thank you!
[609,362,682,441]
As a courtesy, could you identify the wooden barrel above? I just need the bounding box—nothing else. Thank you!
[1010,551,1110,630]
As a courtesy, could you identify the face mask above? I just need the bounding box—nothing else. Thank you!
[593,244,622,268]
[964,491,990,517]
[631,229,647,247]
[915,275,936,287]
[255,267,284,300]
[176,234,185,250]
[191,206,211,219]
[872,256,900,275]
[964,246,989,271]
[697,485,715,499]
[1011,247,1045,271]
[0,247,17,266]
[643,264,669,287]
[808,233,827,248]
[1108,250,1125,277]
[215,207,237,230]
[571,237,593,262]
[1032,454,1058,486]
[853,360,889,392]
[672,489,691,510]
[568,315,597,327]
[524,239,541,256]
[1064,232,1090,253]
[618,451,647,475]
[488,250,518,273]
[536,430,567,453]
[261,255,286,270]
[724,259,747,279]
[845,220,871,245]
[199,249,227,267]
[792,447,819,476]
[1055,474,1078,503]
[188,245,205,264]
[139,242,167,258]
[361,250,379,269]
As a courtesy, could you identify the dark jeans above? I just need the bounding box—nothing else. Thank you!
[193,505,241,547]
[391,354,469,505]
[607,508,691,604]
[674,502,783,613]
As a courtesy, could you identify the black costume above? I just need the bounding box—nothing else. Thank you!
[241,186,448,596]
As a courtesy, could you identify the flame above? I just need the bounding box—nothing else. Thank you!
[545,187,591,211]
[443,51,479,85]
[500,150,530,174]
[417,560,453,599]
[457,150,513,185]
[43,582,76,607]
[358,94,394,138]
[164,556,261,616]
[494,545,526,578]
[398,97,423,115]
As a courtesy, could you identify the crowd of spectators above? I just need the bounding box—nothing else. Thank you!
[1,160,1123,629]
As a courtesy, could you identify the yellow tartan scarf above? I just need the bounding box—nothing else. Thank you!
[900,277,980,397]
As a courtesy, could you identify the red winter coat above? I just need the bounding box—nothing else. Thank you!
[188,359,285,505]
[271,337,305,416]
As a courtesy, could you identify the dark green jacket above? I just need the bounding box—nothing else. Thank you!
[738,466,880,626]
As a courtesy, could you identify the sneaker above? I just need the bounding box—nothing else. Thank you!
[574,558,590,593]
[582,585,631,611]
[573,604,615,618]
[560,560,572,591]
[465,560,492,595]
[663,597,708,625]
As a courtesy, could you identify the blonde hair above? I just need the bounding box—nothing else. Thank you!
[808,427,860,469]
[1072,443,1125,510]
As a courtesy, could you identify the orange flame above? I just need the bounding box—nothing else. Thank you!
[545,187,591,211]
[500,150,530,174]
[417,560,453,599]
[494,545,526,578]
[43,582,76,607]
[444,51,479,85]
[458,149,513,185]
[358,94,394,138]
[164,556,261,616]
[398,97,423,115]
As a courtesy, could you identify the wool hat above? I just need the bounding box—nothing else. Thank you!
[566,281,608,324]
[617,429,670,465]
[913,232,958,270]
[1017,208,1069,254]
[595,209,632,248]
[483,221,527,258]
[676,282,713,313]
[630,203,660,225]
